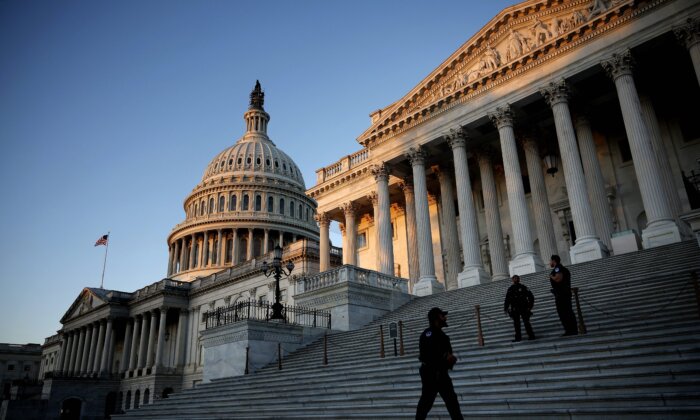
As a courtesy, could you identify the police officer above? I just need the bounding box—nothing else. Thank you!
[549,255,578,336]
[416,307,463,420]
[504,275,536,342]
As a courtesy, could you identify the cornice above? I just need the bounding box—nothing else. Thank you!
[357,0,645,148]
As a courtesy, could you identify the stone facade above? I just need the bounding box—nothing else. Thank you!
[309,0,700,295]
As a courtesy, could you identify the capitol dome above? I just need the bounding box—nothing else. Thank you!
[166,81,319,282]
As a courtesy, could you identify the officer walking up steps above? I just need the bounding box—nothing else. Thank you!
[415,307,463,420]
[549,254,578,336]
[504,274,536,342]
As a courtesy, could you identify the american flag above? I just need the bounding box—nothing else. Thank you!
[94,234,109,247]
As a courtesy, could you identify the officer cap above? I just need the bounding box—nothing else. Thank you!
[428,307,448,323]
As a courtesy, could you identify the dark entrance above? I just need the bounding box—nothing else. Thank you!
[60,398,81,420]
[105,391,118,417]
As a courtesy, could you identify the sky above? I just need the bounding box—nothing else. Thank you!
[0,0,518,344]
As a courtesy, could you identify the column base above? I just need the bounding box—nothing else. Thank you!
[457,266,491,288]
[642,220,682,249]
[570,238,609,264]
[413,276,445,296]
[509,253,545,277]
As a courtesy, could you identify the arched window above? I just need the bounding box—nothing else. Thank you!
[229,194,237,211]
[226,238,233,263]
[279,198,285,215]
[289,200,295,218]
[143,388,150,405]
[267,196,274,212]
[255,195,262,211]
[298,204,302,219]
[193,242,199,267]
[194,204,198,217]
[219,196,225,212]
[200,200,205,216]
[242,194,249,211]
[125,391,131,410]
[134,390,140,409]
[208,198,214,214]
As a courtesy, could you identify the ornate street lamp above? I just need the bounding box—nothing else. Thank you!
[261,245,295,321]
[543,153,559,177]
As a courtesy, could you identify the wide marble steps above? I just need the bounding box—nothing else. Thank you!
[119,240,700,419]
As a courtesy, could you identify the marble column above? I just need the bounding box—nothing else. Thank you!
[317,212,331,272]
[128,316,141,372]
[520,137,559,260]
[541,80,607,263]
[400,181,420,288]
[73,328,85,376]
[341,202,357,266]
[370,163,395,275]
[232,230,239,265]
[56,334,68,374]
[120,320,133,374]
[602,50,681,247]
[178,238,186,272]
[263,229,270,254]
[675,18,700,87]
[202,231,209,267]
[446,129,490,287]
[99,318,113,375]
[406,147,444,295]
[217,229,224,266]
[137,313,149,369]
[86,323,98,375]
[92,321,106,374]
[639,95,685,226]
[174,309,188,368]
[489,105,544,275]
[172,241,180,274]
[167,245,173,276]
[572,115,615,251]
[80,326,93,375]
[146,310,158,368]
[64,331,75,375]
[477,151,510,280]
[278,231,284,248]
[368,192,381,271]
[433,165,461,290]
[155,307,168,369]
[188,234,196,270]
[246,228,254,261]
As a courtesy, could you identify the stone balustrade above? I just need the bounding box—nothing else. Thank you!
[297,265,408,295]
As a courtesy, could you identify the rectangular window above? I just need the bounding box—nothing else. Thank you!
[618,138,633,162]
[357,231,368,249]
[7,364,15,371]
[23,365,31,372]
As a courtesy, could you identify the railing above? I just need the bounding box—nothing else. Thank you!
[316,148,371,183]
[204,300,331,329]
[296,265,409,295]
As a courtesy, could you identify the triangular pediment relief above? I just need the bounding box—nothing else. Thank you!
[358,0,635,146]
[61,288,108,323]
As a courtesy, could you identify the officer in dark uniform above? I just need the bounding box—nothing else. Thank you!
[504,275,536,342]
[549,255,578,336]
[415,307,463,420]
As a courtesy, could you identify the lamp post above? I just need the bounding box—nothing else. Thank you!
[261,245,295,321]
[543,153,559,177]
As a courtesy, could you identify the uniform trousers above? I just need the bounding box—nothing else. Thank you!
[416,365,463,420]
[511,311,534,340]
[554,294,578,334]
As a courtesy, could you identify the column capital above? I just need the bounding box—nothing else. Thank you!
[399,179,414,195]
[430,165,452,182]
[338,223,346,235]
[601,49,635,81]
[367,191,379,206]
[315,212,331,228]
[674,18,700,50]
[405,146,427,166]
[341,202,356,217]
[540,79,570,107]
[369,163,390,182]
[518,136,539,154]
[160,306,169,314]
[572,113,591,129]
[445,127,468,150]
[488,104,514,129]
[475,146,499,165]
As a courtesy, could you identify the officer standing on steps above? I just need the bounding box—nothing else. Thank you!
[415,307,463,420]
[549,255,578,336]
[504,275,536,342]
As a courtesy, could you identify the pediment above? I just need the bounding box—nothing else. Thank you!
[61,288,108,323]
[358,0,636,146]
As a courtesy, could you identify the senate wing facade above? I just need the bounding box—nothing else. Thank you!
[308,0,700,296]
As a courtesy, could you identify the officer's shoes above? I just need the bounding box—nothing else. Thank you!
[561,332,578,337]
[512,338,522,342]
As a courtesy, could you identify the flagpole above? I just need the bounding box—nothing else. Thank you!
[100,231,110,289]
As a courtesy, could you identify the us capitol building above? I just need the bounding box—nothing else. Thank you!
[31,0,700,418]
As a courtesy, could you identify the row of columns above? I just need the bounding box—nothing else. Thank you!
[55,318,114,377]
[168,228,302,276]
[316,48,689,295]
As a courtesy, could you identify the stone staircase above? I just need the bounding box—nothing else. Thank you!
[119,240,700,419]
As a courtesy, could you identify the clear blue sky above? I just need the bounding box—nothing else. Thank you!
[0,0,517,343]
